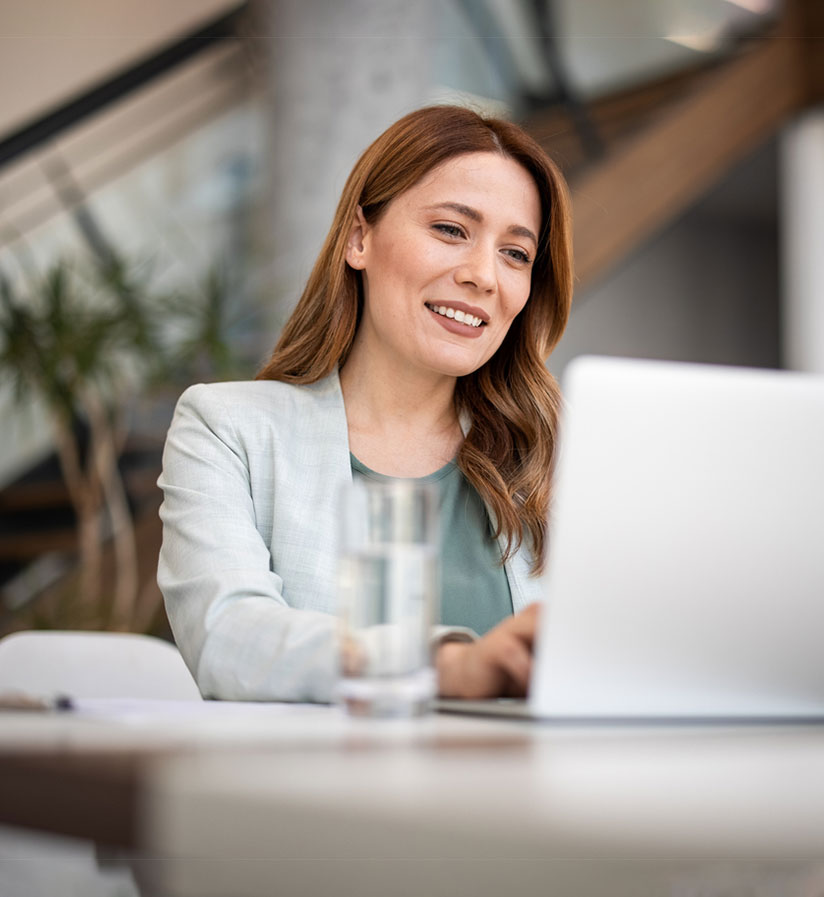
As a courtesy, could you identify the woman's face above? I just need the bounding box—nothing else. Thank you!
[345,151,541,381]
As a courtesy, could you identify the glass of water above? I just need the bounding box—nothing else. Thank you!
[336,478,439,717]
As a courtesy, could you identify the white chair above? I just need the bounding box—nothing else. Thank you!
[0,630,202,701]
[0,630,200,897]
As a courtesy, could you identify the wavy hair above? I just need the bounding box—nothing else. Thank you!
[257,105,573,573]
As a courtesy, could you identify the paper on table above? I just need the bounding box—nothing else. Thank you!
[69,697,332,724]
[0,697,337,752]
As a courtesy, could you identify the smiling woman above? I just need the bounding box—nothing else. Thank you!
[344,152,540,389]
[158,105,573,703]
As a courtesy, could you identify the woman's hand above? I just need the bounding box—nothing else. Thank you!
[435,603,540,699]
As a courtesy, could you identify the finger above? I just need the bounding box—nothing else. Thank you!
[501,603,541,648]
[488,634,532,694]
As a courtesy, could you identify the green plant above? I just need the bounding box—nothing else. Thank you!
[0,252,256,632]
[163,261,257,384]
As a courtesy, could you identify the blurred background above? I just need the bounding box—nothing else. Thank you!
[0,0,821,638]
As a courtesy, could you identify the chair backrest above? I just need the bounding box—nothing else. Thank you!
[0,630,202,701]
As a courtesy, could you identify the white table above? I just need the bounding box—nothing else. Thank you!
[3,702,824,896]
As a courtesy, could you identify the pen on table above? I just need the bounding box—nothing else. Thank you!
[0,692,75,712]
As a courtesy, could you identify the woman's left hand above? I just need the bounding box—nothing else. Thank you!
[435,603,540,699]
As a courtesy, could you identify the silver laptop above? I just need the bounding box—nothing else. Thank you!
[438,355,824,722]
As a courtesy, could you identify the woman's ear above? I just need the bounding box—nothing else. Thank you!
[345,206,369,270]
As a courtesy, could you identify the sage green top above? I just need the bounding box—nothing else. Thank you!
[350,454,513,636]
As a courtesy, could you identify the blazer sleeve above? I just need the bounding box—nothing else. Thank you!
[157,384,337,703]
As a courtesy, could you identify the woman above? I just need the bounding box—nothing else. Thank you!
[158,105,573,702]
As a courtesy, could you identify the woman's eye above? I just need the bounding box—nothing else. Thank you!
[433,223,465,239]
[504,248,531,265]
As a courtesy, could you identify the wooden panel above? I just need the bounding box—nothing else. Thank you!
[798,0,824,101]
[0,466,160,513]
[527,60,715,176]
[569,31,806,288]
[0,751,144,847]
[0,529,78,560]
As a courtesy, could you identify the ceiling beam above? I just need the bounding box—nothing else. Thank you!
[566,15,809,289]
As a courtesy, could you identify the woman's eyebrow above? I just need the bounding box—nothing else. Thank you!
[508,224,538,246]
[429,201,481,222]
[426,202,537,246]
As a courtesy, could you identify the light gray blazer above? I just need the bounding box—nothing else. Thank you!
[157,372,546,702]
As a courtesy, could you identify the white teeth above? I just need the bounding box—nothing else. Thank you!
[427,303,484,328]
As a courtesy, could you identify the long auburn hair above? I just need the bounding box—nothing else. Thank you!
[257,105,573,574]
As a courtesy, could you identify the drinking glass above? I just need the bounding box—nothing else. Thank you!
[336,478,439,717]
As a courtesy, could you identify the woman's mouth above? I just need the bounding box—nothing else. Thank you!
[425,303,486,328]
[425,302,487,339]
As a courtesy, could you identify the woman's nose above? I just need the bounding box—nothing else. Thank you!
[455,243,496,293]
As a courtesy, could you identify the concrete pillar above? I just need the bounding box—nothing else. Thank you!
[265,0,433,339]
[780,108,824,374]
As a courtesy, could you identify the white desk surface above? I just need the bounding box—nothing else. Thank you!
[3,702,824,897]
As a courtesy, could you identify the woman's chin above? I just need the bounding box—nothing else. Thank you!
[426,356,487,379]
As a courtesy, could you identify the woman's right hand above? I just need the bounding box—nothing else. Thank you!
[435,603,540,699]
